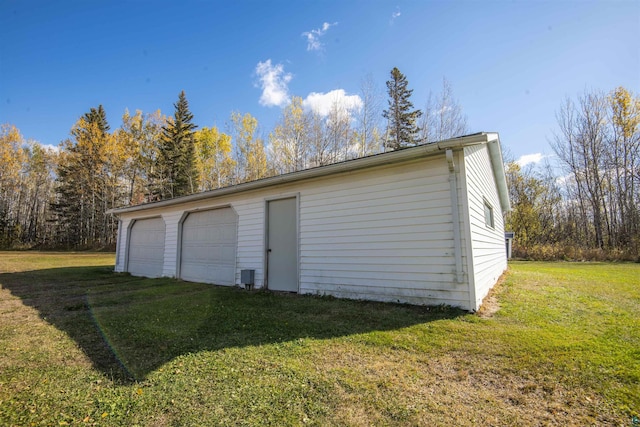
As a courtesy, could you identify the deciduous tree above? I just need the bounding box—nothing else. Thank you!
[355,74,383,157]
[117,109,165,204]
[194,126,235,190]
[268,97,310,174]
[0,124,27,246]
[231,112,268,183]
[52,106,115,247]
[607,87,640,251]
[420,78,468,143]
[552,91,609,249]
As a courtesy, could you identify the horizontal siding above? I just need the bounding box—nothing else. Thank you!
[233,199,265,286]
[116,155,474,308]
[302,231,454,246]
[302,253,455,265]
[302,247,454,258]
[463,145,507,309]
[299,157,469,308]
[302,181,451,208]
[304,282,468,307]
[302,213,452,231]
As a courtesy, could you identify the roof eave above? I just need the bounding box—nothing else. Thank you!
[485,134,511,213]
[108,133,498,216]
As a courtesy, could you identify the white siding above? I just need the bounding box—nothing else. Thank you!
[114,217,132,272]
[234,197,267,287]
[443,149,472,290]
[114,151,500,309]
[161,211,182,277]
[117,192,271,287]
[462,144,507,310]
[298,158,469,307]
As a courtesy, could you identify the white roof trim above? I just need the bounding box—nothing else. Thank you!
[485,134,511,213]
[109,132,510,215]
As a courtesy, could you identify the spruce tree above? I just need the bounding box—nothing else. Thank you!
[84,105,110,135]
[157,91,198,199]
[382,67,422,150]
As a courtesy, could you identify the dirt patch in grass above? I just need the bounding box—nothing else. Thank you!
[310,342,618,426]
[476,271,507,318]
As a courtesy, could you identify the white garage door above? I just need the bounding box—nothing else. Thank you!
[180,208,238,285]
[127,217,165,278]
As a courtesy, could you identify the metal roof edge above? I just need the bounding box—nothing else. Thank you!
[108,132,496,215]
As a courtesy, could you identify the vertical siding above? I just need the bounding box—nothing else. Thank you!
[299,159,470,308]
[462,144,507,310]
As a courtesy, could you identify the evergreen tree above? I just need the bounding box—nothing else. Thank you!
[52,106,114,247]
[382,67,422,150]
[84,105,110,134]
[156,91,198,199]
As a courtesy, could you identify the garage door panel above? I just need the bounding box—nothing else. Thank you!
[180,208,238,286]
[182,246,222,261]
[128,217,165,278]
[221,246,235,262]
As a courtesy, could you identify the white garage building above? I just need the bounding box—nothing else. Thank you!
[109,133,510,311]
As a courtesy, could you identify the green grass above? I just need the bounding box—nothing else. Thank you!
[0,252,638,426]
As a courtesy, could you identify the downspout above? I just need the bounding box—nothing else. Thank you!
[446,149,464,283]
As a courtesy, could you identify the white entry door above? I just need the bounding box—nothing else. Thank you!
[180,208,238,285]
[267,198,298,292]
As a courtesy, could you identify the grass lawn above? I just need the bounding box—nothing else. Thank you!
[0,252,638,426]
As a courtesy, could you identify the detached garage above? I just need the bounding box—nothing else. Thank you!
[110,133,511,311]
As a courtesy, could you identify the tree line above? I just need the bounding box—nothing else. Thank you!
[1,68,637,259]
[0,69,467,249]
[506,86,640,260]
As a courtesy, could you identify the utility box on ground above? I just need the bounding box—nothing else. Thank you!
[241,269,255,290]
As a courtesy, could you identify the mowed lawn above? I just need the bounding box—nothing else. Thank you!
[0,253,638,426]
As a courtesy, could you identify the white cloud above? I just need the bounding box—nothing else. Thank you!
[33,141,60,153]
[302,89,363,118]
[516,153,547,167]
[302,22,337,51]
[42,143,60,152]
[390,8,401,23]
[255,59,292,107]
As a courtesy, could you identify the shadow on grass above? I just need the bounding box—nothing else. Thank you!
[0,266,465,383]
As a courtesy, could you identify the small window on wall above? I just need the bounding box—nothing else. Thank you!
[484,200,494,228]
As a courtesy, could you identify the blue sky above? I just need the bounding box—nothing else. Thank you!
[1,0,638,165]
